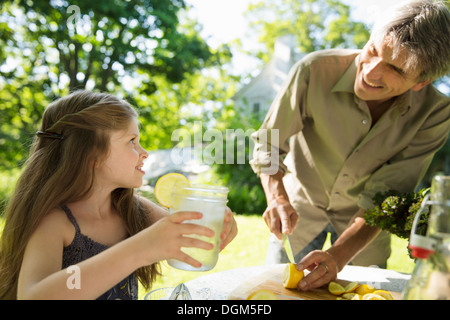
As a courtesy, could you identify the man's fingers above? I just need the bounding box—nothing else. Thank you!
[263,201,299,239]
[297,250,338,291]
[280,215,291,234]
[281,207,298,234]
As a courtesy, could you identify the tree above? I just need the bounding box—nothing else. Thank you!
[244,0,370,62]
[0,0,229,169]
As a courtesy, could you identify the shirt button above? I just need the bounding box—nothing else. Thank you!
[362,119,368,125]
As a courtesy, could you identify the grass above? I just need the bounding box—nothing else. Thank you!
[0,213,415,300]
[387,235,415,273]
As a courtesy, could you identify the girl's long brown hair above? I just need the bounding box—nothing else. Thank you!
[0,90,158,299]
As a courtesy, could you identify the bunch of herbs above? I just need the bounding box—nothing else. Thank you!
[363,188,430,239]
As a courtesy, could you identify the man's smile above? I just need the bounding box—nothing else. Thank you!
[362,75,383,89]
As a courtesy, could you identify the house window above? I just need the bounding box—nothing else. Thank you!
[253,102,260,113]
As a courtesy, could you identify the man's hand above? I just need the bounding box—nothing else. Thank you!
[296,215,381,291]
[296,250,339,291]
[263,196,299,239]
[260,171,299,239]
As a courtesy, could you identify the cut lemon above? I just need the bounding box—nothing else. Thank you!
[247,289,277,300]
[343,281,359,293]
[154,173,189,207]
[355,284,375,296]
[282,263,304,289]
[342,293,362,300]
[362,293,385,300]
[328,281,345,295]
[373,290,393,300]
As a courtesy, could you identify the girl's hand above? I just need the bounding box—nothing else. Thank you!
[220,207,238,251]
[139,211,215,268]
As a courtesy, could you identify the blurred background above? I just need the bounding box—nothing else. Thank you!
[1,0,449,216]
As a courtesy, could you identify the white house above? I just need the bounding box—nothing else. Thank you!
[233,35,305,120]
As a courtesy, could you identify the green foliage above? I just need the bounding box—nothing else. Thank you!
[364,188,430,239]
[135,60,234,151]
[203,160,266,216]
[244,0,370,62]
[0,169,21,216]
[199,99,267,215]
[0,0,230,168]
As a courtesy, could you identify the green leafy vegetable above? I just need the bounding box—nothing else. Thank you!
[363,188,430,239]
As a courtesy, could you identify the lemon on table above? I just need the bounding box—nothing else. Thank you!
[247,289,277,300]
[328,281,345,295]
[154,173,190,207]
[343,281,359,293]
[342,293,362,300]
[373,290,393,300]
[282,263,304,289]
[362,293,385,300]
[355,284,375,296]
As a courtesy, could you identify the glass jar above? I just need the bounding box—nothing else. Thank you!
[167,184,229,271]
[402,175,450,300]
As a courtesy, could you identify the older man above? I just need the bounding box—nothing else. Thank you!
[251,0,450,291]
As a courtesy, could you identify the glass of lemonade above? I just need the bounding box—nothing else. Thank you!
[167,183,229,271]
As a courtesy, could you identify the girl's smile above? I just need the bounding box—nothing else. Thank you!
[96,119,148,189]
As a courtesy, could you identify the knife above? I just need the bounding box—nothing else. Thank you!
[282,233,296,264]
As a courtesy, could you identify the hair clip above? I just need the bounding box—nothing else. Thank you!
[36,130,65,140]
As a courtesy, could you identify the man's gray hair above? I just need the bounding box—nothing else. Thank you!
[372,0,450,81]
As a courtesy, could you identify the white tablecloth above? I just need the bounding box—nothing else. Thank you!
[185,264,411,300]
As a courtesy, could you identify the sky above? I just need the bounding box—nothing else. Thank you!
[184,0,401,74]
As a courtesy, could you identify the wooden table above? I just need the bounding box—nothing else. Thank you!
[184,264,411,300]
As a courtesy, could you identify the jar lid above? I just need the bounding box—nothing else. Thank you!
[409,234,436,259]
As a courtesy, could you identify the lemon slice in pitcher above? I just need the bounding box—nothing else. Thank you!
[154,173,190,207]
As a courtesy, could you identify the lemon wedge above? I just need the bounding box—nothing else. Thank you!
[247,289,277,300]
[362,293,385,300]
[355,284,375,296]
[373,290,393,300]
[154,173,189,207]
[343,281,359,293]
[342,293,363,300]
[282,263,304,289]
[328,281,345,295]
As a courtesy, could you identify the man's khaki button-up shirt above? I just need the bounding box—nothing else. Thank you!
[251,49,450,262]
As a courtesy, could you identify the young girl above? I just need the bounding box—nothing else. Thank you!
[0,90,237,300]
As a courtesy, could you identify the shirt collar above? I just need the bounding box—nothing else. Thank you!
[393,90,413,116]
[331,55,358,94]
